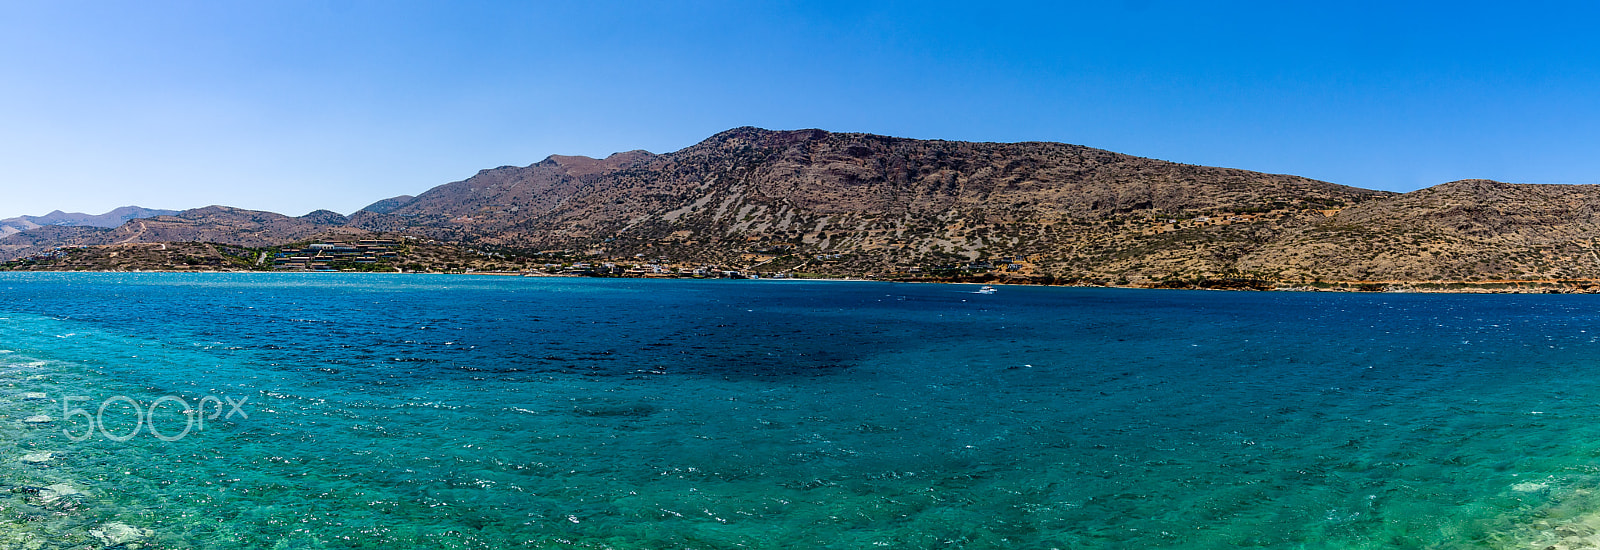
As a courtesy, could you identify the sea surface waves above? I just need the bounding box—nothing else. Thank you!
[0,273,1598,548]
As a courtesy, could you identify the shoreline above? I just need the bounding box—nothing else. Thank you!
[2,268,1598,293]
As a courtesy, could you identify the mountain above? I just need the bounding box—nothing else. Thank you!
[8,127,1600,288]
[346,127,1391,280]
[94,206,363,246]
[0,206,364,261]
[0,206,178,237]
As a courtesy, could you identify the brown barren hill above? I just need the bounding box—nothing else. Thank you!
[349,127,1392,280]
[12,127,1600,289]
[0,206,365,261]
[1240,180,1600,283]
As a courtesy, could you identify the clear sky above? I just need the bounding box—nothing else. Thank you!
[2,1,1597,219]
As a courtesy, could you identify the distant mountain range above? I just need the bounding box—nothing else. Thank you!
[0,206,178,237]
[6,127,1600,287]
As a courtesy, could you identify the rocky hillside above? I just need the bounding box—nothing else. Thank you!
[0,226,111,259]
[8,127,1600,287]
[347,127,1392,280]
[0,206,365,261]
[1238,180,1600,282]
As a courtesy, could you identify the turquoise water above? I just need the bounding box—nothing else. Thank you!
[3,274,1600,548]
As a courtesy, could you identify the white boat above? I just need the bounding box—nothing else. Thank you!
[976,286,997,294]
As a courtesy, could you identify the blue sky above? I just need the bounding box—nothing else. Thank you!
[2,1,1597,219]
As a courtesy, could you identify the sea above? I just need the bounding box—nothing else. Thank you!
[1,273,1600,549]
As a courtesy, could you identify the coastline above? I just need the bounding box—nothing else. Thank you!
[2,268,1598,293]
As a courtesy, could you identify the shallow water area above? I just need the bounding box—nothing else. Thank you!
[1,273,1600,548]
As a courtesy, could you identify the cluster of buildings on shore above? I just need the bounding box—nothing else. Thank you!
[272,240,400,270]
[4,245,87,264]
